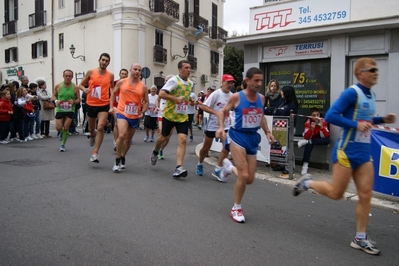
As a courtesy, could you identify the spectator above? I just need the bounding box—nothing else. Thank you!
[0,89,13,144]
[264,79,283,115]
[28,83,42,139]
[10,87,28,142]
[297,108,330,175]
[23,93,36,141]
[37,79,55,138]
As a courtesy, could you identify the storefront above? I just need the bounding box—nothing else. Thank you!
[228,0,399,164]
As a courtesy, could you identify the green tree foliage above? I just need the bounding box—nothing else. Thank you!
[223,44,244,91]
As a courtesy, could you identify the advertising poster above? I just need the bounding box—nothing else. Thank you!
[270,117,289,163]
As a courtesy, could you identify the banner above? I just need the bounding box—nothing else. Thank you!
[371,129,399,197]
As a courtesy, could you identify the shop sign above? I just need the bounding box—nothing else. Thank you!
[264,41,328,59]
[250,0,350,34]
[7,66,24,77]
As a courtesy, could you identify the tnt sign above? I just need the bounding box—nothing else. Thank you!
[254,8,295,31]
[379,145,399,180]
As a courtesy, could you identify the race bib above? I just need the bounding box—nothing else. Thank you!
[124,101,139,115]
[354,120,371,143]
[224,112,231,125]
[242,108,263,128]
[91,86,101,99]
[175,101,189,114]
[148,107,156,115]
[59,101,72,111]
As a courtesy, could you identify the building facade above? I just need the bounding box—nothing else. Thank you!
[1,0,228,92]
[228,0,399,164]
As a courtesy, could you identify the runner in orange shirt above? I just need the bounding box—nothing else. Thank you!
[79,53,114,163]
[110,63,149,172]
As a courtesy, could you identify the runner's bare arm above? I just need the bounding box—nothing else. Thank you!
[141,85,149,116]
[109,80,122,112]
[79,70,92,93]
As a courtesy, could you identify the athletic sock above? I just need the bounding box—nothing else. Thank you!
[356,232,366,240]
[121,156,125,165]
[115,158,121,165]
[233,203,242,210]
[61,129,69,145]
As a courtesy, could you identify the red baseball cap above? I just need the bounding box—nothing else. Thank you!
[222,74,236,82]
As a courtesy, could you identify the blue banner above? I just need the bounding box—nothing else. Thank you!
[371,129,399,197]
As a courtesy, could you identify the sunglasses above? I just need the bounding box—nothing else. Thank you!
[361,67,378,73]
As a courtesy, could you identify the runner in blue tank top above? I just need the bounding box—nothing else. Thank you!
[293,57,396,255]
[216,67,275,223]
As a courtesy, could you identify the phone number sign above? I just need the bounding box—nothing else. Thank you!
[250,0,350,34]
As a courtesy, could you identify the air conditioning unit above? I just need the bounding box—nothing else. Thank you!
[201,74,209,83]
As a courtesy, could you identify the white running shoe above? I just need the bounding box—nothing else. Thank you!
[297,139,308,148]
[112,162,121,172]
[230,208,245,223]
[301,165,308,175]
[31,134,38,139]
[90,153,99,163]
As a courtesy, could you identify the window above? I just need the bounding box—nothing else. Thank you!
[31,41,48,59]
[59,33,64,50]
[188,42,194,56]
[155,29,164,47]
[211,50,219,75]
[4,0,18,22]
[5,47,18,63]
[75,0,96,17]
[59,0,65,8]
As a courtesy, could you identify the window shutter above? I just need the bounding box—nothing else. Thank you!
[14,0,19,21]
[13,47,18,62]
[5,0,9,23]
[43,41,48,57]
[5,49,10,63]
[32,43,37,59]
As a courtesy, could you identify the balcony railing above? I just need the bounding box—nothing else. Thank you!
[75,0,96,17]
[153,46,167,64]
[187,55,197,71]
[2,21,17,36]
[211,62,219,75]
[149,0,179,20]
[183,13,209,35]
[29,10,47,29]
[209,26,228,42]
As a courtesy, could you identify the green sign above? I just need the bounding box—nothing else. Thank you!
[7,66,24,77]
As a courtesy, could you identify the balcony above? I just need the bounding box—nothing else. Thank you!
[29,10,47,29]
[149,0,179,27]
[75,0,96,17]
[183,13,209,38]
[209,26,228,48]
[153,46,167,64]
[2,21,17,36]
[187,55,197,71]
[211,62,219,76]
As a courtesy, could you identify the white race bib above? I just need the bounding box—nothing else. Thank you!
[124,101,139,115]
[175,101,189,114]
[91,86,101,99]
[59,101,72,111]
[242,108,263,128]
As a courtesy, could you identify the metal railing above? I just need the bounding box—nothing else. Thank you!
[211,62,219,75]
[153,46,167,64]
[187,55,197,70]
[2,20,17,36]
[183,13,209,34]
[209,26,228,42]
[29,10,47,29]
[149,0,179,20]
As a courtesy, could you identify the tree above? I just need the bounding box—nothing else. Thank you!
[223,44,244,91]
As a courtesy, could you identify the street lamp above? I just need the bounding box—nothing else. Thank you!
[172,45,188,61]
[69,44,85,61]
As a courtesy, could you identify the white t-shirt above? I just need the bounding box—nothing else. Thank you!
[203,88,232,131]
[187,92,197,115]
[145,93,158,117]
[157,98,166,118]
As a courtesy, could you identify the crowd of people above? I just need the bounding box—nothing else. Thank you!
[1,57,395,255]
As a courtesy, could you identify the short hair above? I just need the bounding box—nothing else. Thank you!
[119,68,128,75]
[99,52,111,61]
[37,79,46,88]
[178,60,190,69]
[20,76,29,82]
[29,83,38,89]
[246,67,263,79]
[63,69,73,76]
[310,107,320,114]
[353,57,376,75]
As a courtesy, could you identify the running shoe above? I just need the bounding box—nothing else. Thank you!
[173,166,188,178]
[59,145,66,152]
[0,140,8,144]
[151,151,158,165]
[293,174,311,196]
[112,162,121,173]
[158,150,164,160]
[196,164,203,176]
[144,136,149,142]
[89,134,96,147]
[230,208,245,223]
[150,136,154,142]
[189,135,193,142]
[90,153,99,163]
[350,237,380,255]
[212,168,225,182]
[31,134,38,139]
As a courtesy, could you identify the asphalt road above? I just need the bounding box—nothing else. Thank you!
[0,128,398,265]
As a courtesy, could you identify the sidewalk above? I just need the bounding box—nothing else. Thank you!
[195,144,399,213]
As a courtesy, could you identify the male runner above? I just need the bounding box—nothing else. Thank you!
[79,53,114,163]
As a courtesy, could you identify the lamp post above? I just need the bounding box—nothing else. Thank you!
[69,44,85,61]
[172,45,188,61]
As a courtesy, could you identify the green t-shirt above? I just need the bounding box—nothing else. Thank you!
[56,82,76,113]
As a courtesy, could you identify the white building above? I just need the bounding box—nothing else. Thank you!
[1,0,228,92]
[229,0,399,164]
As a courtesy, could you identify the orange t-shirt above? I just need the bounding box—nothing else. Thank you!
[117,79,144,119]
[86,68,112,106]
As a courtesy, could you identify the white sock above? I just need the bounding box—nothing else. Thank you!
[356,232,366,240]
[303,162,309,167]
[233,203,242,210]
[197,162,202,166]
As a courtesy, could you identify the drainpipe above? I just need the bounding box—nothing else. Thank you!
[51,0,55,91]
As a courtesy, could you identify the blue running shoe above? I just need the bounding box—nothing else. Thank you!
[196,164,203,176]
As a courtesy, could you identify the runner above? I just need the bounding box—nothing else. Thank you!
[196,74,235,181]
[112,68,129,152]
[216,67,275,223]
[53,69,80,152]
[293,57,396,255]
[144,85,158,142]
[110,63,148,172]
[79,53,114,163]
[150,60,194,178]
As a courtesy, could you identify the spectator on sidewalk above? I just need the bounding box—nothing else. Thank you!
[37,79,55,138]
[264,79,283,115]
[297,108,330,175]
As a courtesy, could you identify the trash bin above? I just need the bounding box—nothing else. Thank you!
[371,128,399,197]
